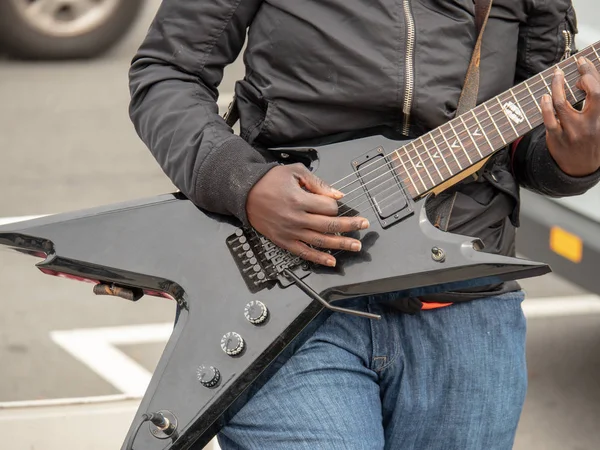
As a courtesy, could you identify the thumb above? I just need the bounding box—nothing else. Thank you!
[295,165,344,199]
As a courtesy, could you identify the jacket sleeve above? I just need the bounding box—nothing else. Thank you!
[512,0,600,197]
[128,0,277,225]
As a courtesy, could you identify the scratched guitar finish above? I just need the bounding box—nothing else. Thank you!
[1,41,598,450]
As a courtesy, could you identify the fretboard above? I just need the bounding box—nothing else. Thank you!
[393,40,600,199]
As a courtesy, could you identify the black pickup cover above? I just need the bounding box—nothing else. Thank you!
[352,147,413,228]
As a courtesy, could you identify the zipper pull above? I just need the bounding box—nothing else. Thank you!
[562,30,573,60]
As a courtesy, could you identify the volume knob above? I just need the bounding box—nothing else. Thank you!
[197,365,220,388]
[221,332,245,356]
[244,300,269,325]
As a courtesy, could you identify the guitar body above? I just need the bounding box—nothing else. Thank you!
[0,134,549,449]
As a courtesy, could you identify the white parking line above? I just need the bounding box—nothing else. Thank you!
[44,294,600,398]
[51,323,172,397]
[522,295,600,318]
[0,215,44,226]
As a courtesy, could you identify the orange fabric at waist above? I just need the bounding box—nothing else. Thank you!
[421,302,453,310]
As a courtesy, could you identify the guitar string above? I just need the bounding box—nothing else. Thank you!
[333,58,590,199]
[247,62,587,262]
[330,66,584,201]
[332,65,587,209]
[324,77,571,260]
[328,51,594,196]
[329,50,595,191]
[323,65,591,261]
[283,52,595,260]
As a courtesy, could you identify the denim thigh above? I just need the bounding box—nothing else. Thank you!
[217,291,527,450]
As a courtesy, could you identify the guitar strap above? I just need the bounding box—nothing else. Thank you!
[453,0,494,183]
[456,0,494,116]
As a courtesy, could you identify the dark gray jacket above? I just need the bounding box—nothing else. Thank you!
[129,0,598,263]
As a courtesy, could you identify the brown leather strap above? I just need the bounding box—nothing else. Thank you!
[456,0,493,116]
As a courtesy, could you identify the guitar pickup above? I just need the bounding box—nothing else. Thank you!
[352,147,414,228]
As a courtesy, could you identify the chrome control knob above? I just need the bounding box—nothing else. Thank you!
[197,365,220,388]
[221,332,244,356]
[244,300,269,325]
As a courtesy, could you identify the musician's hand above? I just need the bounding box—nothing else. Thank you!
[246,163,369,267]
[541,57,600,177]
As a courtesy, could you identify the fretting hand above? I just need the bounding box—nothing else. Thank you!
[542,56,600,177]
[246,163,370,267]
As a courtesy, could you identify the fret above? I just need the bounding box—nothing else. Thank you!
[470,109,494,154]
[482,103,506,146]
[592,45,600,62]
[524,82,542,114]
[394,149,419,194]
[495,97,519,138]
[539,72,552,94]
[438,128,464,170]
[414,139,443,181]
[401,146,427,192]
[509,89,532,129]
[563,57,578,103]
[459,115,484,158]
[411,142,436,185]
[448,121,473,164]
[427,134,453,176]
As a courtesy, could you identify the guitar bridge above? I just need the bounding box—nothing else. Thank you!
[226,228,311,293]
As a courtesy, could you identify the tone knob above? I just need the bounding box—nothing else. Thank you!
[197,365,220,388]
[221,332,245,356]
[244,300,269,325]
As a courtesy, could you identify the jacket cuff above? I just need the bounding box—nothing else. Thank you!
[193,136,278,226]
[530,144,600,197]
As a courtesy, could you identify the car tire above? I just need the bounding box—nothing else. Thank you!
[0,0,144,60]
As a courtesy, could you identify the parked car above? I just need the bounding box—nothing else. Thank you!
[0,0,144,59]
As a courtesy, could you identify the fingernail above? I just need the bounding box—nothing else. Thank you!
[360,220,370,229]
[326,258,336,267]
[331,188,344,199]
[542,94,552,103]
[351,242,361,252]
[554,68,563,77]
[578,56,587,66]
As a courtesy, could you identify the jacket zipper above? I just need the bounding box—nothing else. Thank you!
[402,0,416,136]
[562,30,573,60]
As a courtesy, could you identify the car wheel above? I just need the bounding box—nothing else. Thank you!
[0,0,144,60]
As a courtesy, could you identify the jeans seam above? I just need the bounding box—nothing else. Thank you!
[369,302,400,373]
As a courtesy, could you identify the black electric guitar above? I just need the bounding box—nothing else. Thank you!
[2,41,598,450]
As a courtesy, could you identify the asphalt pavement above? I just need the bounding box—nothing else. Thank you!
[0,1,599,449]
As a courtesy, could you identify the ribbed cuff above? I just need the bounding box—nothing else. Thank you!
[530,144,600,197]
[193,135,278,225]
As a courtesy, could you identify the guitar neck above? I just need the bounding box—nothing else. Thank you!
[393,40,600,199]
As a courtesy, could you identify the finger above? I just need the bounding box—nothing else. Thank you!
[294,164,344,199]
[551,68,576,123]
[298,230,362,252]
[541,94,561,134]
[302,192,339,216]
[577,56,600,83]
[304,214,370,234]
[286,240,337,267]
[576,57,600,114]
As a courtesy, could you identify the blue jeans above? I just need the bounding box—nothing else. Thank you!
[217,291,527,450]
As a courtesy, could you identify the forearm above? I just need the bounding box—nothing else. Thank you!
[128,0,276,225]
